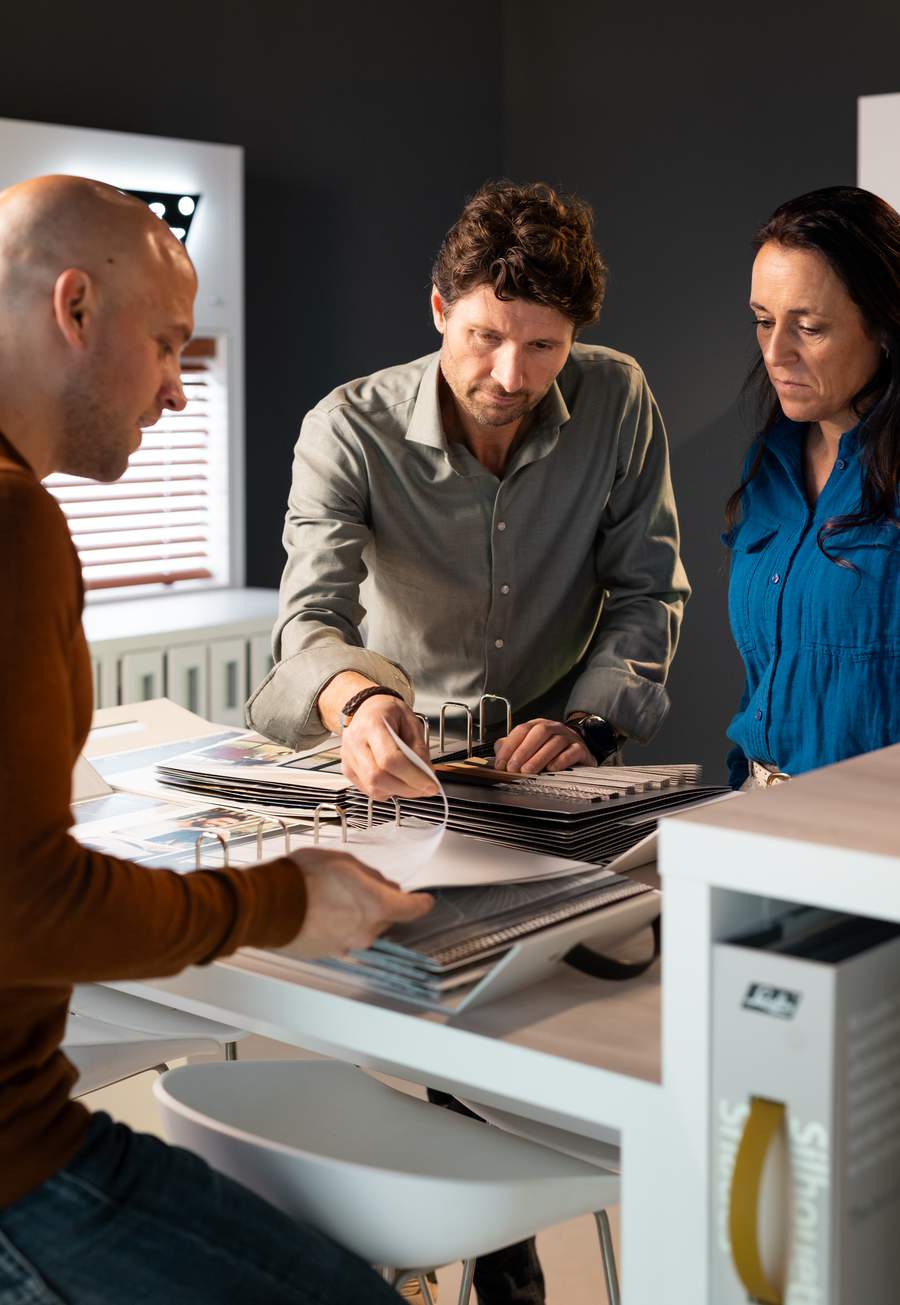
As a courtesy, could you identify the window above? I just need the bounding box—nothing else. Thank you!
[44,337,231,600]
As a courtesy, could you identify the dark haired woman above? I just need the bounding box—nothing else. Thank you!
[725,186,900,789]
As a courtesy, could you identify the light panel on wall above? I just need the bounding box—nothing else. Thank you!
[124,188,201,243]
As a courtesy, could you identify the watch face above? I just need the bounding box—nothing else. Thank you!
[581,717,618,762]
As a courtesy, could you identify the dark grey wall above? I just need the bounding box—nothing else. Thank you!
[5,1,900,776]
[1,0,503,585]
[502,0,900,778]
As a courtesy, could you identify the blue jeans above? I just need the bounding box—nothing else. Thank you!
[0,1112,400,1304]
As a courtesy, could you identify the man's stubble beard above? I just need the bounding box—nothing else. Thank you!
[439,347,551,431]
[59,369,132,483]
[462,389,537,429]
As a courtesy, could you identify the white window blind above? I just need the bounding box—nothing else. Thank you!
[44,337,228,597]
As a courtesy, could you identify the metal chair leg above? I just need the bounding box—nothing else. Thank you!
[225,1041,238,1061]
[594,1209,620,1305]
[418,1274,436,1305]
[457,1257,475,1305]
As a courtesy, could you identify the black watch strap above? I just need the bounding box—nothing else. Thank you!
[567,713,621,763]
[339,685,403,730]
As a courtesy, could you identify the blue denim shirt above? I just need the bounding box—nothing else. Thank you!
[724,417,900,787]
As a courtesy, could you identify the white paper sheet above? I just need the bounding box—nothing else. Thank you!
[319,725,449,884]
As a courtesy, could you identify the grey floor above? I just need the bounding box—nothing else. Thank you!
[82,1034,619,1305]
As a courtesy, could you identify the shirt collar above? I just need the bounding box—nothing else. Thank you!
[404,354,448,452]
[765,413,864,480]
[403,350,572,464]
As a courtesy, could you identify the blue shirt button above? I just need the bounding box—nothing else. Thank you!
[772,573,780,584]
[755,710,763,720]
[836,458,846,470]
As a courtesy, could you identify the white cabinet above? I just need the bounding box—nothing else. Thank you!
[209,637,248,726]
[119,650,165,703]
[83,588,279,721]
[166,643,209,716]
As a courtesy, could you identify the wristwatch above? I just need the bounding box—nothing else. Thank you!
[566,713,623,764]
[339,685,404,731]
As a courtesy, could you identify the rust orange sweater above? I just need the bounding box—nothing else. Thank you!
[0,433,308,1207]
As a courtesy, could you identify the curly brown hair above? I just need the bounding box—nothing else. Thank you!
[432,180,607,330]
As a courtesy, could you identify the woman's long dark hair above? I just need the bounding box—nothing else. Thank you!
[726,186,900,558]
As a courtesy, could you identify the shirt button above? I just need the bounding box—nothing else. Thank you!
[836,458,846,470]
[755,710,763,720]
[494,638,505,649]
[500,584,510,595]
[771,573,780,584]
[496,521,507,531]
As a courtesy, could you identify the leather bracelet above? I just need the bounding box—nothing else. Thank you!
[339,685,404,731]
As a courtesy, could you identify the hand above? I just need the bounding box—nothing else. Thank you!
[493,717,596,774]
[341,695,439,800]
[282,847,433,958]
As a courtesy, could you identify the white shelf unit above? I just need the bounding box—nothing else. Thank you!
[83,588,278,726]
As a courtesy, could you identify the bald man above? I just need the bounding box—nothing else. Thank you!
[0,176,427,1304]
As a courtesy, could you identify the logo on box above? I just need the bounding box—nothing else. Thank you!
[742,983,801,1019]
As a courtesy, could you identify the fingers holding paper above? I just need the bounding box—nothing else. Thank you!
[341,696,439,800]
[493,718,596,775]
[284,847,433,957]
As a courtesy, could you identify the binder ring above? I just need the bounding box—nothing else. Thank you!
[245,817,295,857]
[194,830,230,869]
[247,818,267,861]
[312,804,348,845]
[439,701,474,754]
[413,712,431,752]
[365,796,404,828]
[478,693,512,743]
[275,817,294,853]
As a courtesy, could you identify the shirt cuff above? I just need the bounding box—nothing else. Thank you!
[246,646,414,750]
[565,666,671,744]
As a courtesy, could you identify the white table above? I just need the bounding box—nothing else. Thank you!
[92,704,900,1303]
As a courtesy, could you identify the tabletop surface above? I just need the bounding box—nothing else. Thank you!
[223,935,662,1086]
[671,742,900,861]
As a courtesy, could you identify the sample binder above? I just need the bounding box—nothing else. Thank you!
[244,869,660,1012]
[712,908,900,1304]
[349,773,728,865]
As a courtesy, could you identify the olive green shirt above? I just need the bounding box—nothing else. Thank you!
[247,345,689,748]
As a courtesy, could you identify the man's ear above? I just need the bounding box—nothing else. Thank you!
[430,285,447,335]
[52,268,95,349]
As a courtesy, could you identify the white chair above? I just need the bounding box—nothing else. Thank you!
[458,1095,621,1166]
[64,984,246,1097]
[153,1059,621,1305]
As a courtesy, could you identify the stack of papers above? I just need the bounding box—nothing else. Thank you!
[72,789,312,865]
[247,866,659,1010]
[346,764,729,865]
[151,732,349,812]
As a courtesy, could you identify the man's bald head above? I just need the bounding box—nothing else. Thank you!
[0,174,194,306]
[0,174,197,482]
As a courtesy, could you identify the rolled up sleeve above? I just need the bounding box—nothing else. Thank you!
[566,374,689,743]
[246,407,413,749]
